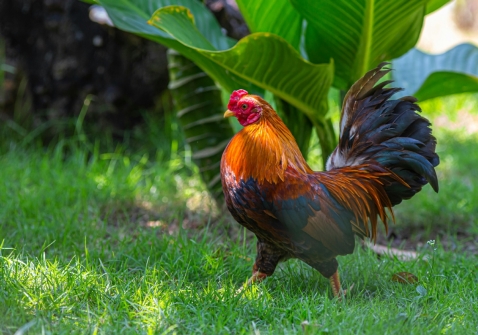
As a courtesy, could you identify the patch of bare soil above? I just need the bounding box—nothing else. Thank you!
[374,225,477,257]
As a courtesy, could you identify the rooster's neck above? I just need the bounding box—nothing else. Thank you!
[223,112,312,184]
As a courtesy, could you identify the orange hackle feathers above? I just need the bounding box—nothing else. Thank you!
[223,95,312,184]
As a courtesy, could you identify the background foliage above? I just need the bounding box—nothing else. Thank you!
[91,0,478,196]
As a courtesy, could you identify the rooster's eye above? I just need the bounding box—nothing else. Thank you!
[241,104,248,110]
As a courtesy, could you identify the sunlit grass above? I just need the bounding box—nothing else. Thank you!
[2,214,477,333]
[0,93,477,334]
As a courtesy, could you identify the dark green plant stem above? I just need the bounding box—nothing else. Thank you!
[339,90,346,110]
[273,97,313,159]
[313,118,336,169]
[167,49,234,202]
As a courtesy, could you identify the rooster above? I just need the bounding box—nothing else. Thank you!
[220,63,439,297]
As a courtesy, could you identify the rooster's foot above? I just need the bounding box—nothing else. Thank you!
[329,271,354,299]
[236,271,268,294]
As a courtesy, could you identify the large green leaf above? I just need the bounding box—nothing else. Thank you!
[426,0,450,14]
[168,50,233,201]
[98,0,259,93]
[148,6,334,122]
[414,72,478,101]
[236,0,303,50]
[393,44,478,97]
[294,0,427,89]
[99,0,231,48]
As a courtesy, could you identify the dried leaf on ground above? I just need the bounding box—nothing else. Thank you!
[391,271,419,284]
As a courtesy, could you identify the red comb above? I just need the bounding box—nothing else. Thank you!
[228,89,248,110]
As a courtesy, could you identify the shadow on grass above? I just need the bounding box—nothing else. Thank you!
[375,129,478,253]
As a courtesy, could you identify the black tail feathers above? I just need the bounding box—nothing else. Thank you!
[326,63,439,206]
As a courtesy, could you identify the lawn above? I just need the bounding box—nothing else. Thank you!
[1,94,478,334]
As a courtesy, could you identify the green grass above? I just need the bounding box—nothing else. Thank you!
[1,94,478,334]
[392,95,478,241]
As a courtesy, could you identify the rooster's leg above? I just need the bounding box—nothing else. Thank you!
[329,270,354,298]
[329,270,342,297]
[246,248,279,286]
[236,267,269,294]
[309,259,349,298]
[246,270,268,285]
[237,240,284,293]
[236,270,269,295]
[309,258,346,297]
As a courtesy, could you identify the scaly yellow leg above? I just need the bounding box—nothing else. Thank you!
[329,270,343,298]
[246,271,268,285]
[329,270,353,299]
[236,271,268,294]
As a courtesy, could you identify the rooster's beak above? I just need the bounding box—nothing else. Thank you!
[224,110,235,118]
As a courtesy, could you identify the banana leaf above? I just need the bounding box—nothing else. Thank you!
[292,0,428,89]
[393,43,478,100]
[168,50,233,201]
